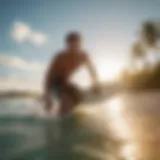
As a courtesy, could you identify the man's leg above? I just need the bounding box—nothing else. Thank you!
[59,84,82,116]
[59,92,75,116]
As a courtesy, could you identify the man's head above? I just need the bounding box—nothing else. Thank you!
[65,32,82,51]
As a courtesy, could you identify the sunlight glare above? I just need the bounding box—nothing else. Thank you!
[98,60,125,81]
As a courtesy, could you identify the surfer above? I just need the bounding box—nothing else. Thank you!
[44,32,99,116]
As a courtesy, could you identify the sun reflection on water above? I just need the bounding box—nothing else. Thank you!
[104,97,131,139]
[103,96,136,160]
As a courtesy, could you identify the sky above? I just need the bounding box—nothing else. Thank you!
[0,0,160,91]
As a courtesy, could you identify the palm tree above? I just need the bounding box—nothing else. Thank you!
[131,21,160,69]
[131,41,147,69]
[141,21,160,48]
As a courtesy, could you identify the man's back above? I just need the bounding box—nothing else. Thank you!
[51,50,87,82]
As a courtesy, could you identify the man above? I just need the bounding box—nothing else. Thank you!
[44,32,99,116]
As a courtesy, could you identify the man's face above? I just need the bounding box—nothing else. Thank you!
[67,39,81,51]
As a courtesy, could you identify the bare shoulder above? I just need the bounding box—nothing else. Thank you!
[53,50,66,61]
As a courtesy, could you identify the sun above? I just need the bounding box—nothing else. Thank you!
[98,60,124,81]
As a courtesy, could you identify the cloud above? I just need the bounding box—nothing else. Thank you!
[0,54,45,72]
[10,22,48,46]
[0,54,46,91]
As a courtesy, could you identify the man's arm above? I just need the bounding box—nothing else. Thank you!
[44,55,59,112]
[83,54,99,87]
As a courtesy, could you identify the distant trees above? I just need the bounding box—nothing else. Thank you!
[121,20,160,89]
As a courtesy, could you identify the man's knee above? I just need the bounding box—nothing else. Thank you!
[68,85,82,104]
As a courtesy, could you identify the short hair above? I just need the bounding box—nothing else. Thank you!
[65,32,81,43]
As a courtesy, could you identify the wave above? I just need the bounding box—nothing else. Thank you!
[0,107,123,160]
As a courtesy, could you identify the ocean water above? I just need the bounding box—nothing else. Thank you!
[1,91,160,160]
[0,98,48,160]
